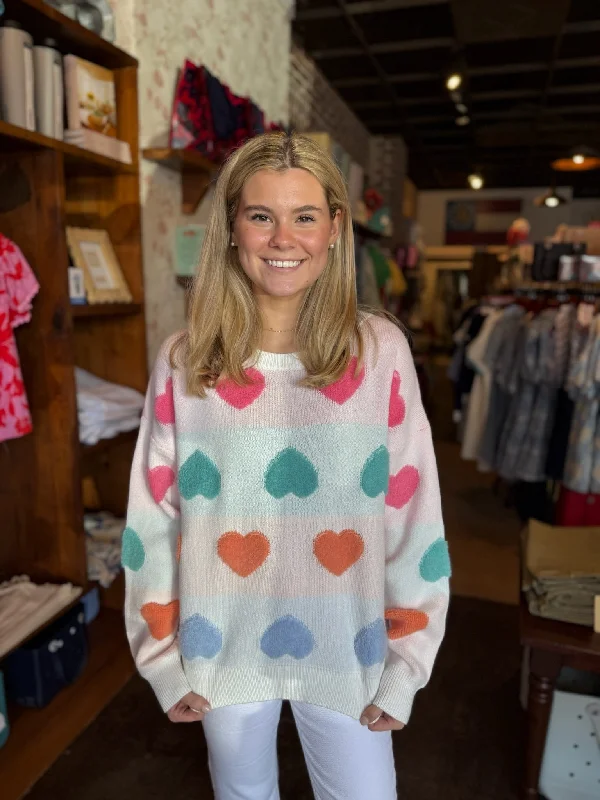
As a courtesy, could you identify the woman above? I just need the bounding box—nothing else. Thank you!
[123,132,449,799]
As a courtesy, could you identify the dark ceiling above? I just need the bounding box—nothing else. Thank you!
[292,0,600,192]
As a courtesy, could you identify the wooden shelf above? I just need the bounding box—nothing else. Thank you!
[142,146,219,173]
[0,608,135,800]
[71,302,143,319]
[0,120,137,174]
[2,0,137,69]
[80,428,139,459]
[142,147,219,213]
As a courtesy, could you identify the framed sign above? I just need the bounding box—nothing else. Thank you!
[66,227,132,303]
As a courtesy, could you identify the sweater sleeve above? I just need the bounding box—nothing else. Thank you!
[372,331,450,723]
[122,346,193,712]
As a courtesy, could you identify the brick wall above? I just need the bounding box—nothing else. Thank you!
[289,44,371,170]
[290,44,409,241]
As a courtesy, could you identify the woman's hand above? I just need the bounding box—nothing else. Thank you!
[167,691,211,723]
[360,704,405,732]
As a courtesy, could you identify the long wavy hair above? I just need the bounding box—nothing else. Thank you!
[172,131,381,396]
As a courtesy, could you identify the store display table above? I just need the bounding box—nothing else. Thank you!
[520,600,600,799]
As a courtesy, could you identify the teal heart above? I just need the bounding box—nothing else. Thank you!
[178,450,222,500]
[265,447,318,499]
[420,538,451,582]
[121,527,145,571]
[361,446,389,497]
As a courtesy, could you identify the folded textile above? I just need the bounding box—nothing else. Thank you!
[526,576,600,627]
[0,576,82,658]
[75,367,144,445]
[85,512,125,588]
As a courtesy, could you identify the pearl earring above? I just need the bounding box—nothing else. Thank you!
[329,243,335,250]
[230,241,236,247]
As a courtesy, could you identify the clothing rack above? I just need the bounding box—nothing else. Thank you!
[514,281,600,302]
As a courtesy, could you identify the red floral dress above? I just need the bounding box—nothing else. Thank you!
[0,235,39,443]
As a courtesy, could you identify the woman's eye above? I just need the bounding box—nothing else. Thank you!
[297,215,315,223]
[251,213,271,223]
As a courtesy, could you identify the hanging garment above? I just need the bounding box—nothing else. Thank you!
[0,234,39,444]
[563,315,600,493]
[477,306,526,470]
[556,487,600,527]
[461,309,503,463]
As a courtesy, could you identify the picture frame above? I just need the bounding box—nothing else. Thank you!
[66,227,132,304]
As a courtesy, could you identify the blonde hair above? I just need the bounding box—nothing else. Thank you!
[173,131,382,396]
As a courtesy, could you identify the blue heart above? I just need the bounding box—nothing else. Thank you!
[265,448,318,499]
[419,538,451,582]
[360,446,389,498]
[354,619,387,667]
[261,615,315,659]
[180,615,223,660]
[178,450,222,500]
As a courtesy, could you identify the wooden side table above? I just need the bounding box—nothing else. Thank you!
[520,600,600,799]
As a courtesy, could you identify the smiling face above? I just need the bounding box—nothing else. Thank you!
[232,168,341,305]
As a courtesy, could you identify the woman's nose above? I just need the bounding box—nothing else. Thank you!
[269,223,295,249]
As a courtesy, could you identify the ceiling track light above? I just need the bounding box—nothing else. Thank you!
[446,73,462,91]
[468,173,484,190]
[455,115,470,126]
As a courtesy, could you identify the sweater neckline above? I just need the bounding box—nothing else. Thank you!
[254,350,303,371]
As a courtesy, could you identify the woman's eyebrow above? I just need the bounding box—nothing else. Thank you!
[294,205,323,214]
[244,204,324,214]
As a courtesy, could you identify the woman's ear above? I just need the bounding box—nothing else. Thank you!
[329,209,343,245]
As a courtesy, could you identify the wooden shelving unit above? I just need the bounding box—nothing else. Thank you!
[0,610,135,800]
[142,146,219,213]
[71,301,143,318]
[0,3,144,797]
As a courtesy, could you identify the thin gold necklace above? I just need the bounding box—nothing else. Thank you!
[265,326,295,333]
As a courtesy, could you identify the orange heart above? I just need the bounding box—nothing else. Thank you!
[385,608,429,640]
[141,600,180,640]
[218,531,270,577]
[314,529,364,576]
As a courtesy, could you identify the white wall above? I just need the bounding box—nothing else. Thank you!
[417,186,600,248]
[110,0,291,363]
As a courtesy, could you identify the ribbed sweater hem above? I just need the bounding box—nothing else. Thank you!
[183,663,384,720]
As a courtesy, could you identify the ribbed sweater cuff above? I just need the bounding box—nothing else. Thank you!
[372,663,420,724]
[140,650,193,713]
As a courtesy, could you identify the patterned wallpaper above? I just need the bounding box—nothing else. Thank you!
[109,0,291,364]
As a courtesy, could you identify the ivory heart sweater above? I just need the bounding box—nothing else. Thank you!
[123,315,450,723]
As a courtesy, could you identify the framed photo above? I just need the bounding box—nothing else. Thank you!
[66,227,132,304]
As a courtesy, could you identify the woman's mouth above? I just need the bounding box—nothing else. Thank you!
[263,258,305,271]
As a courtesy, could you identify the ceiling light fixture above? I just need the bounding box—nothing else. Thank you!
[468,173,484,190]
[456,102,468,114]
[455,115,470,126]
[446,73,462,91]
[534,187,568,208]
[552,145,600,172]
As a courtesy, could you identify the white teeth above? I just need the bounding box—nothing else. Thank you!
[266,259,302,269]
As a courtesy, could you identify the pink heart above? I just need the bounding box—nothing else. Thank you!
[386,466,419,509]
[148,466,175,503]
[216,368,265,409]
[155,377,175,424]
[319,357,365,405]
[389,370,406,427]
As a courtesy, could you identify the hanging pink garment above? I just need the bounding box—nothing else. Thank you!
[0,234,39,443]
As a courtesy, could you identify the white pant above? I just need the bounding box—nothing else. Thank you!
[202,700,397,800]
